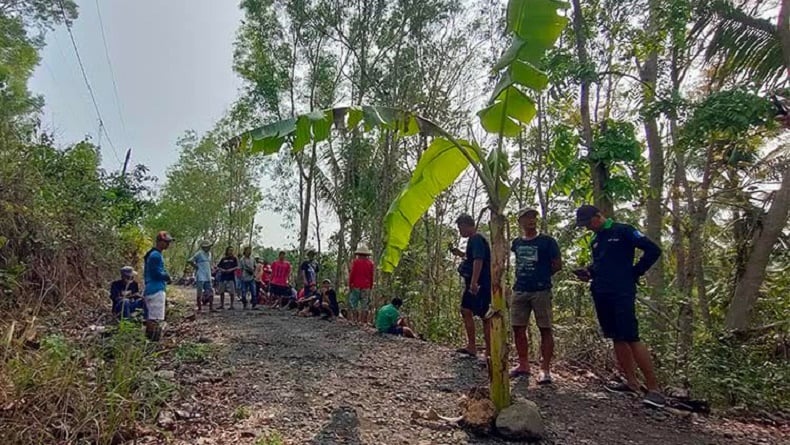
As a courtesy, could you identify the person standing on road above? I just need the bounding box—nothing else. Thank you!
[450,214,492,360]
[239,246,257,309]
[216,246,239,310]
[143,231,173,341]
[270,251,292,307]
[189,240,214,312]
[348,245,375,324]
[573,204,666,408]
[299,249,320,289]
[509,208,562,384]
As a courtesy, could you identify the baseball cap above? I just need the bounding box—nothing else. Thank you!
[575,205,600,227]
[517,207,539,219]
[120,266,135,276]
[156,231,174,242]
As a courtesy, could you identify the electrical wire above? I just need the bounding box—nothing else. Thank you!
[95,0,128,137]
[57,0,122,163]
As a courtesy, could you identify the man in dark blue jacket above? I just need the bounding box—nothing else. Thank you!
[574,205,665,408]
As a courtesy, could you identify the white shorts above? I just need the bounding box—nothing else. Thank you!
[145,291,166,321]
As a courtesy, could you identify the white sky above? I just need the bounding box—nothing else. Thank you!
[29,0,296,247]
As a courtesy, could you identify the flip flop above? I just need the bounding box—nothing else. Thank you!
[455,348,476,357]
[509,369,531,379]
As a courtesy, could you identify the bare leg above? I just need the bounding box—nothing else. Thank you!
[613,341,640,390]
[512,326,530,372]
[461,308,477,353]
[630,342,659,392]
[539,327,554,373]
[196,288,203,312]
[402,327,417,338]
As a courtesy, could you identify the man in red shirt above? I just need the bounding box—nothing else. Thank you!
[270,251,292,308]
[348,245,375,324]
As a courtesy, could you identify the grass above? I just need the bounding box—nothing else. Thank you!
[174,341,213,364]
[255,431,285,445]
[233,404,252,421]
[2,321,176,444]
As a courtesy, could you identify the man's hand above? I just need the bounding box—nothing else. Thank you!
[469,282,480,295]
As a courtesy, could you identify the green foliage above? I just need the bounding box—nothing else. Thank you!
[174,341,213,364]
[255,431,285,445]
[233,405,252,421]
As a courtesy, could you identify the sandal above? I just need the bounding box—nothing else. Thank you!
[537,371,553,385]
[509,368,531,379]
[455,348,476,357]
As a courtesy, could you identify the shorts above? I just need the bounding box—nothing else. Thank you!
[270,284,292,298]
[510,290,553,328]
[592,292,639,342]
[383,325,404,336]
[217,280,236,296]
[349,288,371,310]
[196,281,213,304]
[461,287,491,318]
[144,291,166,321]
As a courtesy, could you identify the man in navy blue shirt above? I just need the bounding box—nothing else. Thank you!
[450,214,492,359]
[574,205,665,408]
[510,208,561,384]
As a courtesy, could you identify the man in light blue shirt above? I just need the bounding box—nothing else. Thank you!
[190,240,214,312]
[143,231,173,341]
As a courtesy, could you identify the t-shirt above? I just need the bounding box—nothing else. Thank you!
[110,280,140,301]
[271,260,291,286]
[590,219,661,295]
[300,260,319,285]
[191,250,213,282]
[261,265,272,283]
[240,256,256,282]
[217,256,238,282]
[143,248,170,296]
[462,233,491,290]
[349,258,375,289]
[375,304,400,333]
[511,235,560,292]
[323,288,339,316]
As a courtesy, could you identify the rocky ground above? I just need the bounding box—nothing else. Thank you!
[140,288,788,445]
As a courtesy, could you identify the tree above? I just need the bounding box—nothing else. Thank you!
[234,0,568,410]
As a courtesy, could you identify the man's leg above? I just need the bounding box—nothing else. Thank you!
[228,282,236,309]
[512,326,530,372]
[613,341,640,390]
[532,291,555,376]
[629,342,659,392]
[219,282,226,309]
[196,285,204,312]
[402,326,417,338]
[461,308,477,354]
[539,328,554,374]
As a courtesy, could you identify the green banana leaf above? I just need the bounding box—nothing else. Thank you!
[478,0,569,136]
[236,106,437,155]
[381,137,482,272]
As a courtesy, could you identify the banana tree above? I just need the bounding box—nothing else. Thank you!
[234,0,568,410]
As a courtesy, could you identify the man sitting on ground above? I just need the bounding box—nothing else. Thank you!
[295,283,321,314]
[109,266,145,320]
[375,298,417,338]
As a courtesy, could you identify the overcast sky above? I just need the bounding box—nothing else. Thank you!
[30,0,298,247]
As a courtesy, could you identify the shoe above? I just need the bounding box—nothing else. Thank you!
[643,391,666,408]
[509,366,531,379]
[604,382,639,394]
[537,371,553,385]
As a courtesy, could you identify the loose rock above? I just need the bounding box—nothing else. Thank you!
[495,400,545,442]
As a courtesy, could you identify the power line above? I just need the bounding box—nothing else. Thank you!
[57,0,122,164]
[95,0,127,137]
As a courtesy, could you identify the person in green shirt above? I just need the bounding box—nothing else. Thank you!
[375,298,416,338]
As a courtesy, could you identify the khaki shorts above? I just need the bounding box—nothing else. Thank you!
[217,280,236,296]
[510,290,552,329]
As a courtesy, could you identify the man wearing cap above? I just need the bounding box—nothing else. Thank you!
[109,266,144,320]
[189,240,214,312]
[143,231,173,341]
[239,246,258,309]
[574,205,665,408]
[510,208,562,384]
[348,245,375,324]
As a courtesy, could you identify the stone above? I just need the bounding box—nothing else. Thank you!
[495,400,545,442]
[155,370,176,379]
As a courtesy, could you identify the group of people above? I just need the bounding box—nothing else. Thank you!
[109,203,665,408]
[449,205,665,408]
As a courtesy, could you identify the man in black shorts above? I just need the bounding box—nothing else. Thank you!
[450,213,492,359]
[574,205,665,408]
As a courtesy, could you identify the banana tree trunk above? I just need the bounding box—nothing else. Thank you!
[488,210,510,410]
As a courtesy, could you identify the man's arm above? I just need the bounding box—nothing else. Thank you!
[470,259,483,293]
[152,253,171,282]
[631,227,662,277]
[550,239,562,275]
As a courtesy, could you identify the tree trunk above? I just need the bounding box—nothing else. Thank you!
[725,162,790,331]
[571,0,612,215]
[488,210,510,410]
[640,0,666,330]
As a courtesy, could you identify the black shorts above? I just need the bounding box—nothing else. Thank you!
[461,287,491,318]
[384,325,404,336]
[591,292,639,342]
[270,284,292,297]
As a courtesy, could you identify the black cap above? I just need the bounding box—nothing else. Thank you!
[575,205,600,227]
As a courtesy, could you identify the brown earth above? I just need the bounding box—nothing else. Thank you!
[139,288,788,445]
